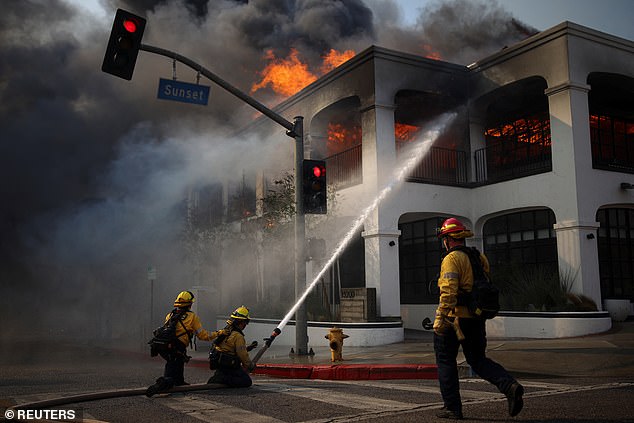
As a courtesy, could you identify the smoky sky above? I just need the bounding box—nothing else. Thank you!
[0,0,535,338]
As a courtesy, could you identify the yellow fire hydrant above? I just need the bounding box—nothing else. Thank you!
[325,327,349,362]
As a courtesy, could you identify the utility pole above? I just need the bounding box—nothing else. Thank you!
[137,44,309,355]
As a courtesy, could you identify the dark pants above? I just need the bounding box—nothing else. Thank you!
[434,317,516,413]
[212,366,252,388]
[162,343,188,386]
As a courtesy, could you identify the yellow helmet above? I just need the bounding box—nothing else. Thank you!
[230,305,250,321]
[174,290,195,308]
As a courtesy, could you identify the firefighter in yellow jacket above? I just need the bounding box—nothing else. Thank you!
[433,218,524,420]
[146,291,224,397]
[207,306,257,388]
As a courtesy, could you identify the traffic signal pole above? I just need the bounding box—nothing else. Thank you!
[138,43,309,355]
[293,117,309,355]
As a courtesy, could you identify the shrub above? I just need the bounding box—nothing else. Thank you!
[492,264,597,312]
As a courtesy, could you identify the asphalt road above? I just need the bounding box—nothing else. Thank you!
[2,339,634,422]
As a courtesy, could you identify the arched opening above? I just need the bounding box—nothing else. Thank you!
[597,207,634,301]
[311,97,362,188]
[588,72,634,173]
[477,77,552,182]
[394,90,467,185]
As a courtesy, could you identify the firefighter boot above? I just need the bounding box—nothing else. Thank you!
[145,377,173,397]
[436,407,464,420]
[506,382,524,417]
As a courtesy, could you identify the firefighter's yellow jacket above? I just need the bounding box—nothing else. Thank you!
[164,310,221,347]
[214,330,252,368]
[433,249,490,330]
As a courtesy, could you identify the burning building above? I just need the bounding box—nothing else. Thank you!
[224,21,634,344]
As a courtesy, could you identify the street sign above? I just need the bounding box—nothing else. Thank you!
[157,78,210,105]
[147,266,157,281]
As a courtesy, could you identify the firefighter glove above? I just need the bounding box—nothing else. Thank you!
[433,312,453,336]
[246,340,258,352]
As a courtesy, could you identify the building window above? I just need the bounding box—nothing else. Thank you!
[590,114,634,173]
[483,210,557,272]
[479,112,552,182]
[597,208,634,300]
[398,217,445,304]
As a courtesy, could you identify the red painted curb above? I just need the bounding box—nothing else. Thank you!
[253,363,438,380]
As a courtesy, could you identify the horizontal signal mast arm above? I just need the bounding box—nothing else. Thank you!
[140,43,296,135]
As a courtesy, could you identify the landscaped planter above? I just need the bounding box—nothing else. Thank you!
[218,317,405,347]
[401,305,613,340]
[486,311,612,339]
[603,299,631,322]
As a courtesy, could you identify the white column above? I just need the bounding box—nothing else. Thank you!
[360,102,397,192]
[468,115,486,182]
[553,220,601,308]
[546,81,602,308]
[359,102,401,318]
[361,229,402,317]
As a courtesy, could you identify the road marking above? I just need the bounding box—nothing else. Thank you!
[317,378,496,400]
[259,379,634,423]
[258,381,415,410]
[159,394,285,423]
[9,379,634,423]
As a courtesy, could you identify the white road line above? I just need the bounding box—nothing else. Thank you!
[257,382,417,411]
[318,378,497,400]
[159,394,285,423]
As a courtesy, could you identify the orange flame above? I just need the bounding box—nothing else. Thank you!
[320,49,355,74]
[327,122,361,155]
[394,123,421,142]
[421,44,442,60]
[251,49,317,97]
[252,48,356,97]
[485,117,551,145]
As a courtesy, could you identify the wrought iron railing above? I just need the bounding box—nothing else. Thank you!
[325,145,362,189]
[404,146,468,185]
[474,140,552,183]
[325,141,552,189]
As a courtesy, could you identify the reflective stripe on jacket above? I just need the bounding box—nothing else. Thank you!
[436,249,490,319]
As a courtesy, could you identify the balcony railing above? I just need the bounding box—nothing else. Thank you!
[325,141,553,189]
[404,146,468,185]
[325,144,362,189]
[475,141,552,183]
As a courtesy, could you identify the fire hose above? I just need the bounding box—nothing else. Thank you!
[249,327,281,370]
[10,328,281,413]
[8,383,228,414]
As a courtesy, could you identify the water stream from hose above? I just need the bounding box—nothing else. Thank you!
[275,113,456,332]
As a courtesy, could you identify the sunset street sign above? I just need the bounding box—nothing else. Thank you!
[157,78,210,105]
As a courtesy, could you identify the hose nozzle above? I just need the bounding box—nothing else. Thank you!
[264,328,281,347]
[251,327,282,369]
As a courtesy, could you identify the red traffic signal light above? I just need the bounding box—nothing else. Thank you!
[302,159,327,214]
[123,19,138,33]
[312,165,324,178]
[102,9,146,80]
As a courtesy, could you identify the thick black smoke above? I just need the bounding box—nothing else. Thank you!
[0,0,534,340]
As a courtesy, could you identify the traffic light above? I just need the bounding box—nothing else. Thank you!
[302,159,327,214]
[102,9,146,80]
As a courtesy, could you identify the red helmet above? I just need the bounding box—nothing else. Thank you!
[437,217,473,239]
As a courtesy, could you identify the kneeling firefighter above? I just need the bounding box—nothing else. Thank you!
[208,306,258,388]
[146,291,225,397]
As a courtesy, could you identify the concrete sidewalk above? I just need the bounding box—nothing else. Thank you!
[188,321,634,380]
